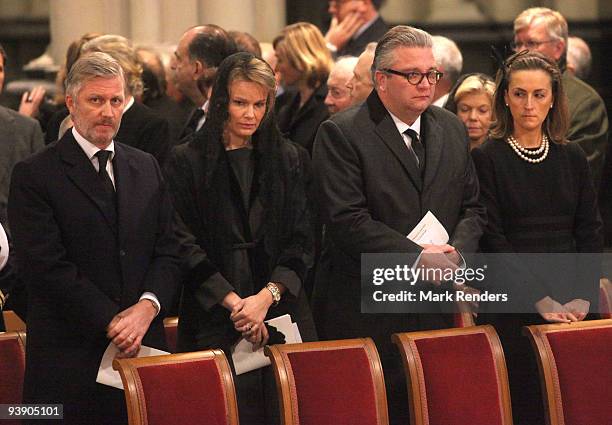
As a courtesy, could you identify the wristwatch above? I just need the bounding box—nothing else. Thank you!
[266,282,281,307]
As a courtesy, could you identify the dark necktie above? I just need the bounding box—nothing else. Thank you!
[95,150,117,211]
[186,108,205,133]
[405,128,425,172]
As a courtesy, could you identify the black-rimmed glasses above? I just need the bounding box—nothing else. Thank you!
[382,68,443,85]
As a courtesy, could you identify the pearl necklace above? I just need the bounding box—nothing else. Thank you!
[506,134,549,163]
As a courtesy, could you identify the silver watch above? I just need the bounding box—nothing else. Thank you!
[266,282,281,306]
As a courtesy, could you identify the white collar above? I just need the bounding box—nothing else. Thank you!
[72,127,115,161]
[123,95,135,113]
[388,110,422,138]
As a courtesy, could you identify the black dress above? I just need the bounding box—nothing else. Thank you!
[165,138,316,425]
[472,138,603,425]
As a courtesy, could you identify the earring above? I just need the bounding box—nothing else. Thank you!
[550,104,553,109]
[505,103,508,107]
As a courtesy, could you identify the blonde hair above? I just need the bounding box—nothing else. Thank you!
[454,75,495,103]
[273,22,333,88]
[82,34,143,97]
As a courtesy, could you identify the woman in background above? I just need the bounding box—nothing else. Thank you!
[446,73,495,150]
[273,22,333,154]
[165,52,316,425]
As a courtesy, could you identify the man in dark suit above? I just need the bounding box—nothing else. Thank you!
[325,0,388,57]
[170,25,237,140]
[0,43,44,331]
[312,25,485,424]
[9,52,181,425]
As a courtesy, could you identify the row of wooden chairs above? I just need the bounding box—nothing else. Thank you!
[113,319,612,425]
[3,317,611,424]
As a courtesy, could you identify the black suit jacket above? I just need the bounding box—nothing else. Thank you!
[337,16,388,57]
[8,132,181,423]
[312,91,485,350]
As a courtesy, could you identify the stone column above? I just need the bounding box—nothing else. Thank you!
[130,0,162,45]
[48,0,129,65]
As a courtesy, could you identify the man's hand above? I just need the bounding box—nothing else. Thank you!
[535,296,579,323]
[18,86,46,118]
[106,300,157,357]
[325,13,366,51]
[230,288,273,334]
[416,244,459,285]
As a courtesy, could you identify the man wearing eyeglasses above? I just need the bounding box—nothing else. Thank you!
[312,26,485,425]
[325,0,388,57]
[513,7,608,189]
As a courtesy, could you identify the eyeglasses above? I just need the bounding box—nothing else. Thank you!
[382,68,443,85]
[328,0,361,6]
[510,39,556,51]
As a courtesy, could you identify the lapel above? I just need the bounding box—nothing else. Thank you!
[0,107,16,182]
[367,92,422,192]
[58,131,117,232]
[113,143,140,246]
[421,108,444,192]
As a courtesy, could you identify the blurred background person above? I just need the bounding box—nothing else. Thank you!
[566,35,592,81]
[445,73,495,150]
[229,30,262,57]
[347,41,375,106]
[136,45,189,142]
[44,32,101,144]
[472,51,602,425]
[274,22,332,154]
[171,25,237,140]
[165,52,316,425]
[0,44,44,327]
[325,0,387,57]
[324,55,357,115]
[431,35,463,107]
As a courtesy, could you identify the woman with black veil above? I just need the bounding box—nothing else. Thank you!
[165,52,316,425]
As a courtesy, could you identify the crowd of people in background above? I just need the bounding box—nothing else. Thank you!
[0,2,609,425]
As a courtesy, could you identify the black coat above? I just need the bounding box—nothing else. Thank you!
[8,132,181,424]
[45,101,171,166]
[276,84,329,154]
[164,137,316,355]
[337,16,388,57]
[312,91,485,348]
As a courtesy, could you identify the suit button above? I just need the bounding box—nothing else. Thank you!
[119,250,126,257]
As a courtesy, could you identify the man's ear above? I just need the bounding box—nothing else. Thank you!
[65,94,74,113]
[193,59,206,80]
[374,70,386,92]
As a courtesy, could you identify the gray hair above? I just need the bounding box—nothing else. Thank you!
[514,7,568,44]
[432,35,463,84]
[372,25,432,75]
[65,52,124,97]
[567,36,592,80]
